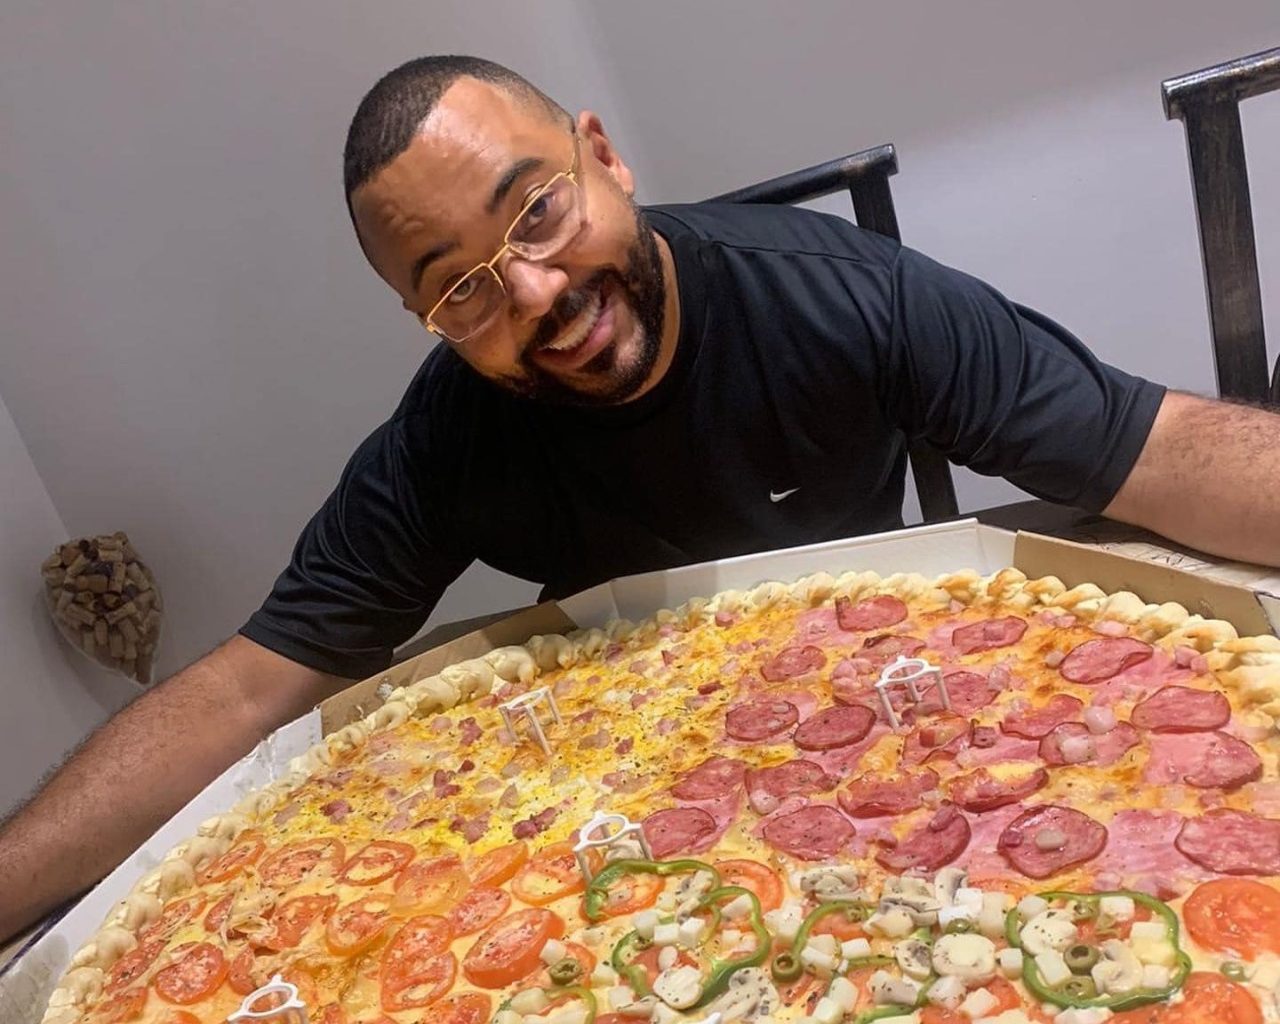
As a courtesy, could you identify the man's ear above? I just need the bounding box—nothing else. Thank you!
[577,110,634,197]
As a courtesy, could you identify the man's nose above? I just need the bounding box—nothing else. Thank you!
[502,255,570,324]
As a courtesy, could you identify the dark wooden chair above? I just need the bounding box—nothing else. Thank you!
[1162,46,1280,404]
[706,144,961,522]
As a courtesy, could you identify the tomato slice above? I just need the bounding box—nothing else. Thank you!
[203,893,234,934]
[327,894,393,955]
[104,939,165,993]
[380,916,457,1010]
[449,886,512,936]
[393,854,469,915]
[140,894,207,944]
[261,893,337,950]
[468,841,529,887]
[1112,972,1262,1024]
[809,908,867,943]
[156,1013,201,1024]
[714,859,783,913]
[341,840,416,886]
[259,837,346,888]
[228,946,273,996]
[197,833,265,884]
[526,941,597,988]
[590,871,663,918]
[417,992,493,1024]
[1185,878,1280,959]
[462,908,565,989]
[511,842,591,905]
[152,942,228,1005]
[89,987,147,1024]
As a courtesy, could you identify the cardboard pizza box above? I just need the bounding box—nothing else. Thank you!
[5,518,1279,1021]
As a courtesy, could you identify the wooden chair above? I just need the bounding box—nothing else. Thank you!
[707,144,961,522]
[1162,46,1280,404]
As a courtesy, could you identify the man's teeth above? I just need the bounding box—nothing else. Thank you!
[544,291,603,352]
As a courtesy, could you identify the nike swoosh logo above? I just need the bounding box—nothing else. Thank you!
[769,487,800,503]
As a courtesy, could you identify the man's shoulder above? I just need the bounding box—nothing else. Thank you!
[643,201,900,265]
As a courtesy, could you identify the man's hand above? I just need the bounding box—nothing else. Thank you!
[1105,390,1280,567]
[0,636,346,943]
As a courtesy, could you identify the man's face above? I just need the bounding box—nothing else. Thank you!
[351,78,669,405]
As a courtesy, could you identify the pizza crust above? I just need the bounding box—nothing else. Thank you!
[40,564,1275,1023]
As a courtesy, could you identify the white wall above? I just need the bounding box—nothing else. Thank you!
[0,396,135,815]
[1,1,1277,710]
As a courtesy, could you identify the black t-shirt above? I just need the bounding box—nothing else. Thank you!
[241,203,1165,678]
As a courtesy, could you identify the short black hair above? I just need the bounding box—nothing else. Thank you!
[343,55,568,212]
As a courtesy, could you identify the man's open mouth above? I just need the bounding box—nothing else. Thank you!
[532,280,618,369]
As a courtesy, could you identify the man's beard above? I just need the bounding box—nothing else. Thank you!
[497,206,666,407]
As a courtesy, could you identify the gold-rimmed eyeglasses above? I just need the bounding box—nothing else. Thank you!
[421,129,585,344]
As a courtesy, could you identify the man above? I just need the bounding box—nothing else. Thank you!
[1,55,1277,944]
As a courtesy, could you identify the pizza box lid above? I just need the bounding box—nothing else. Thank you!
[5,517,1278,1019]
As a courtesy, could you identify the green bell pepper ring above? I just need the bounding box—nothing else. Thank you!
[1008,889,1192,1012]
[770,900,873,983]
[584,858,721,923]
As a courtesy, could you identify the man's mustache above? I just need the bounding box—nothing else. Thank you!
[525,270,615,354]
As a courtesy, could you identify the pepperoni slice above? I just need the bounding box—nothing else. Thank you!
[724,699,798,742]
[1039,722,1141,767]
[1145,730,1263,790]
[642,807,719,857]
[152,943,228,1005]
[998,805,1107,879]
[762,805,856,860]
[105,939,165,993]
[1131,686,1231,732]
[902,713,971,765]
[838,769,939,817]
[1176,810,1280,876]
[1059,637,1153,683]
[946,766,1049,812]
[876,804,971,872]
[140,895,207,944]
[1000,694,1084,739]
[671,757,747,800]
[952,616,1027,655]
[747,760,836,814]
[920,670,999,716]
[761,645,826,682]
[835,595,908,631]
[794,705,875,750]
[860,633,925,666]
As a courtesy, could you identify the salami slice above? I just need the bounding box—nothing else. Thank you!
[838,769,939,817]
[724,700,798,742]
[1130,686,1231,733]
[930,671,999,716]
[760,646,826,682]
[794,705,875,751]
[671,757,746,801]
[998,805,1107,879]
[946,766,1049,812]
[761,805,855,860]
[876,805,971,872]
[746,760,835,814]
[643,807,718,858]
[1059,637,1153,684]
[1175,809,1280,876]
[1000,694,1084,739]
[952,616,1027,655]
[1038,722,1141,767]
[902,713,970,765]
[835,595,908,631]
[1145,731,1263,790]
[859,633,926,667]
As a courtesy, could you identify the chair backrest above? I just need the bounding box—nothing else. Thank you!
[1162,47,1280,404]
[705,144,961,523]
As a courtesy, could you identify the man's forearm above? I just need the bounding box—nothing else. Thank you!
[1106,391,1280,567]
[0,637,337,943]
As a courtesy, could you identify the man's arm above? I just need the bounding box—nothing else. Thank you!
[0,636,346,943]
[1105,390,1280,567]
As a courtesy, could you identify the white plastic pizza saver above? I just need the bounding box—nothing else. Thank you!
[573,810,653,882]
[227,975,309,1024]
[874,654,950,729]
[497,685,562,754]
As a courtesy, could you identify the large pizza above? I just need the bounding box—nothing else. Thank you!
[41,566,1280,1024]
